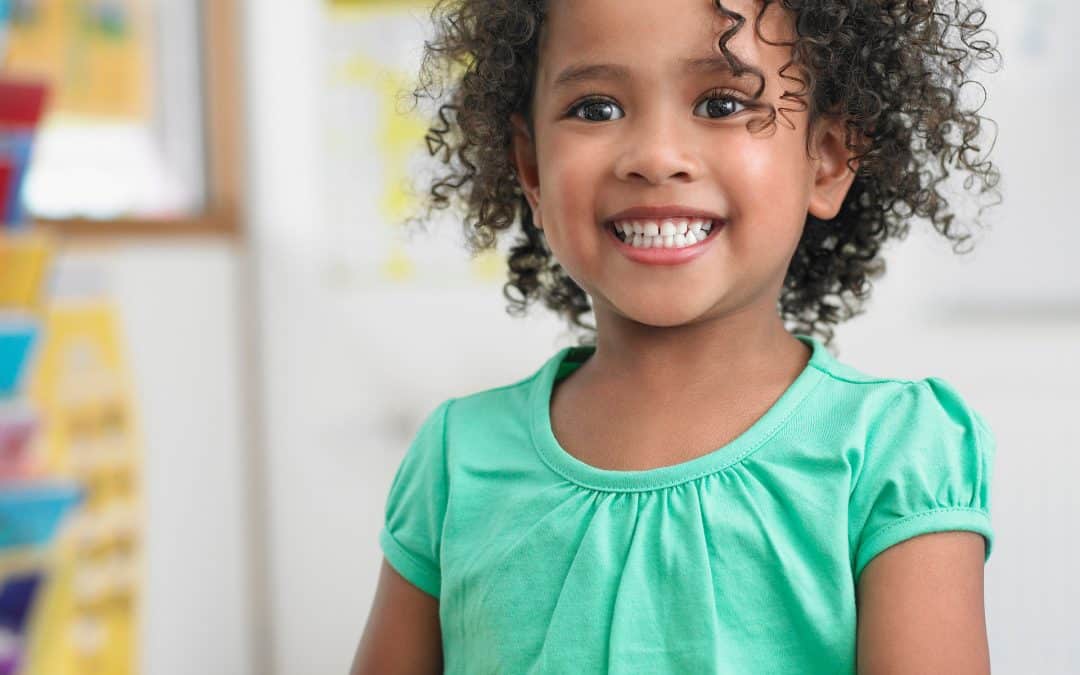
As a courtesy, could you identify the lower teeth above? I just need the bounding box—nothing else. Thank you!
[616,227,711,249]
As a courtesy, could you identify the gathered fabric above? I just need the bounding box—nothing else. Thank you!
[379,334,995,674]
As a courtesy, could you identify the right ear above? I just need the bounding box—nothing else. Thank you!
[509,112,542,227]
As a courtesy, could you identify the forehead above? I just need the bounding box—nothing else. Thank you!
[537,0,795,91]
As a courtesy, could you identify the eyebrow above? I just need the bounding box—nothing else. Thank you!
[551,55,740,89]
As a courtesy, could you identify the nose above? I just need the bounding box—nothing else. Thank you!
[613,105,702,185]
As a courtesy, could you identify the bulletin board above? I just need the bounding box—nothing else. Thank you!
[3,0,150,119]
[0,0,243,238]
[23,300,144,675]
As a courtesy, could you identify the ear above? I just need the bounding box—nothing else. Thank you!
[807,116,858,221]
[509,112,542,227]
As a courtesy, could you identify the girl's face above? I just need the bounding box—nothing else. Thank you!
[510,0,856,330]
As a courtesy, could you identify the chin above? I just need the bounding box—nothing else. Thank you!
[612,299,714,329]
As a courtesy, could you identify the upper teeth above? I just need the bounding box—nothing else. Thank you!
[612,217,714,249]
[614,217,713,236]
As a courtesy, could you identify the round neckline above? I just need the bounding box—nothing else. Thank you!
[529,333,829,492]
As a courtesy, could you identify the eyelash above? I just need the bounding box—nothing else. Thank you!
[565,88,750,121]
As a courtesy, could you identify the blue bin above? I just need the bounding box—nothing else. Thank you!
[0,482,83,551]
[0,321,37,397]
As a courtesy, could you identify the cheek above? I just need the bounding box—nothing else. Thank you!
[711,135,813,273]
[541,136,600,200]
[537,137,604,226]
[721,135,813,230]
[536,139,604,256]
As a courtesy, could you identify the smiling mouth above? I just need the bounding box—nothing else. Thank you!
[607,217,721,249]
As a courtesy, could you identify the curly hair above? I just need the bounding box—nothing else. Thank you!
[402,0,1001,347]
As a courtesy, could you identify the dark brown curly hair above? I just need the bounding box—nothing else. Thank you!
[402,0,1001,346]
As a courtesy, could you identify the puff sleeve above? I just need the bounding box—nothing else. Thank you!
[849,377,995,584]
[378,398,453,598]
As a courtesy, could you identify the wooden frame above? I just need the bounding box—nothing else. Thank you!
[30,0,244,240]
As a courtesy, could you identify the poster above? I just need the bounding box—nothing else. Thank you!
[320,1,509,290]
[3,0,150,119]
[23,300,142,675]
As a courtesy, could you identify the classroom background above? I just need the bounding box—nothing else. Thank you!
[0,0,1076,673]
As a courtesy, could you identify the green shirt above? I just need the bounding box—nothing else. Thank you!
[378,333,995,674]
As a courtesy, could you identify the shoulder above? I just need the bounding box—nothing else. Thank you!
[447,347,568,422]
[449,372,535,421]
[852,374,994,453]
[391,347,563,465]
[817,352,996,483]
[805,344,922,433]
[808,342,993,439]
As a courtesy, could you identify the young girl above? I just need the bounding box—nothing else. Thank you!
[353,0,1001,672]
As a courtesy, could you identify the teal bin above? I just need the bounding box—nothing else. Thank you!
[0,482,83,551]
[0,321,37,397]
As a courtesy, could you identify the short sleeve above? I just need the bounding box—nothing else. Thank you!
[849,377,995,583]
[378,398,453,598]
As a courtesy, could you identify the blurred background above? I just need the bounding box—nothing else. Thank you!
[0,0,1075,673]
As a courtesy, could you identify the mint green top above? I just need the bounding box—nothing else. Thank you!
[378,334,995,674]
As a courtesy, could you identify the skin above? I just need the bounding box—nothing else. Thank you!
[856,531,992,674]
[352,0,991,672]
[351,560,442,674]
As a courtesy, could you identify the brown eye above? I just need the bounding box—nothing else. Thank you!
[694,95,745,119]
[569,98,624,122]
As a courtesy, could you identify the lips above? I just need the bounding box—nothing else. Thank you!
[604,204,726,223]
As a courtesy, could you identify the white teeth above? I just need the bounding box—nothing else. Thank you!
[613,217,716,233]
[612,217,719,249]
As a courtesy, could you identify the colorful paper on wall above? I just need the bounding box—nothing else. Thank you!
[0,78,48,129]
[0,482,81,551]
[23,300,142,675]
[0,161,11,224]
[0,570,44,675]
[3,0,149,119]
[0,402,38,479]
[0,219,64,675]
[0,232,53,308]
[0,132,32,225]
[0,318,37,396]
[0,0,10,62]
[321,2,507,289]
[0,78,49,225]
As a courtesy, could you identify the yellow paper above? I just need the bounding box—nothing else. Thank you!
[23,300,143,675]
[0,231,54,309]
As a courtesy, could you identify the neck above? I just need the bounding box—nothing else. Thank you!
[581,295,810,397]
